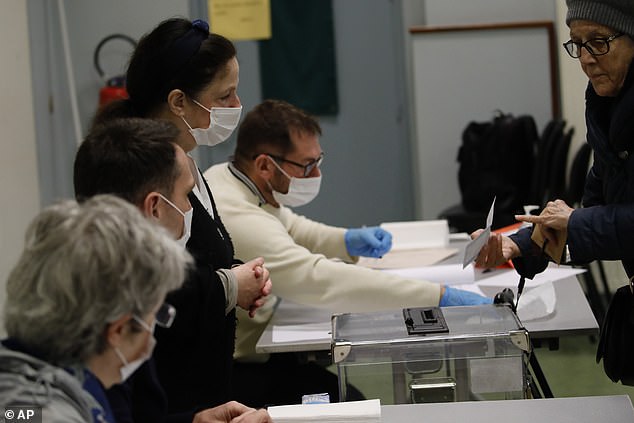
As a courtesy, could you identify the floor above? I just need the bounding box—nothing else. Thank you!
[534,334,634,402]
[533,260,634,402]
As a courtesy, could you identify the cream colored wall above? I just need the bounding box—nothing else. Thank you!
[0,0,40,336]
[556,1,589,168]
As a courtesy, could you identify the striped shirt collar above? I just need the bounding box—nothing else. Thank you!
[228,161,268,206]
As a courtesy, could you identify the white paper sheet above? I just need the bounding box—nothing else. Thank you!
[383,263,476,285]
[268,399,381,423]
[516,281,556,321]
[463,197,496,268]
[356,247,458,269]
[475,265,586,288]
[272,322,331,343]
[381,220,449,250]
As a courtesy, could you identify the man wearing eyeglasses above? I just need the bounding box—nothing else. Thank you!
[204,99,491,407]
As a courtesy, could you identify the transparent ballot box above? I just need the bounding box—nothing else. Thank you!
[331,305,530,404]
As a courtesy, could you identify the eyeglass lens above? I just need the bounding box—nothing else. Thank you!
[563,34,622,58]
[155,303,176,328]
[303,154,324,176]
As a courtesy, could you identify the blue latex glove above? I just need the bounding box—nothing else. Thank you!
[439,286,493,307]
[345,226,392,258]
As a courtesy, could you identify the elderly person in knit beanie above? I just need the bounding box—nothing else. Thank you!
[564,0,634,96]
[472,0,634,384]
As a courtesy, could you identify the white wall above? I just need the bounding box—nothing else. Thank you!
[31,0,418,228]
[404,0,557,219]
[0,0,40,335]
[555,1,590,169]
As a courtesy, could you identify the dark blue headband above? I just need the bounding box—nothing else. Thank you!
[163,19,210,79]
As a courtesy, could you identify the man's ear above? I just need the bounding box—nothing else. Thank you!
[141,192,162,219]
[166,89,187,117]
[253,154,275,180]
[106,314,133,348]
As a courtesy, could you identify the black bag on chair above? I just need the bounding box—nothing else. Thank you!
[457,111,538,214]
[596,284,634,385]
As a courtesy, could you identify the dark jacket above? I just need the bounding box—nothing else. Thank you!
[107,175,240,422]
[511,61,634,278]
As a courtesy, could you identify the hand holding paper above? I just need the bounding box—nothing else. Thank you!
[472,231,521,269]
[463,197,496,268]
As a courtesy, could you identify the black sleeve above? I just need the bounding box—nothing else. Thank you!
[152,261,236,414]
[106,359,195,423]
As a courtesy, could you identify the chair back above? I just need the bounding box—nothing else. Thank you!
[528,119,566,207]
[548,126,574,202]
[565,142,593,207]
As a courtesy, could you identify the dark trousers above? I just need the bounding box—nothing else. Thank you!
[231,353,365,408]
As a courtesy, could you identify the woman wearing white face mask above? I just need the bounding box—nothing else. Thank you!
[92,17,272,421]
[0,195,191,423]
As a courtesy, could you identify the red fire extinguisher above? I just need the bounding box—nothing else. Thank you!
[93,34,137,109]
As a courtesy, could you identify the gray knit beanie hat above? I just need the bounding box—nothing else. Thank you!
[566,0,634,37]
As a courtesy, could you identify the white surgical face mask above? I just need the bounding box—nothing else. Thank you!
[181,101,242,147]
[158,194,192,248]
[269,157,322,207]
[114,317,157,382]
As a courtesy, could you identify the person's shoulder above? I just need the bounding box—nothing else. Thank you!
[0,350,93,422]
[203,161,229,181]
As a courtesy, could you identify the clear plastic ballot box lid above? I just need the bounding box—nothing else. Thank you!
[331,305,530,404]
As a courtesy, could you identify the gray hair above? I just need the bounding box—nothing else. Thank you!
[4,194,192,365]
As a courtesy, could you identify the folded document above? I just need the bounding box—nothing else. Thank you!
[267,399,381,423]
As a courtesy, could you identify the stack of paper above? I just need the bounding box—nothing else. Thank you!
[357,220,457,269]
[267,399,381,423]
[380,220,449,250]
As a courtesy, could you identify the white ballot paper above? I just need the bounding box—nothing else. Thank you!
[267,399,381,423]
[516,281,557,321]
[463,197,496,268]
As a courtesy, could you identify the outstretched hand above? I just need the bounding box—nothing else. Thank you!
[193,401,272,423]
[439,286,492,306]
[470,229,521,269]
[345,226,392,258]
[515,199,574,246]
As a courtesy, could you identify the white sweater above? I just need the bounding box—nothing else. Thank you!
[204,163,442,361]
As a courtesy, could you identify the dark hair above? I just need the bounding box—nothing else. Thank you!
[235,99,322,163]
[92,18,236,126]
[74,118,181,205]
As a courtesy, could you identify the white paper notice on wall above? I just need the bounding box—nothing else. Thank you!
[462,197,496,269]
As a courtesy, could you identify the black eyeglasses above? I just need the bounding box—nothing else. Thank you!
[265,152,325,177]
[563,33,624,58]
